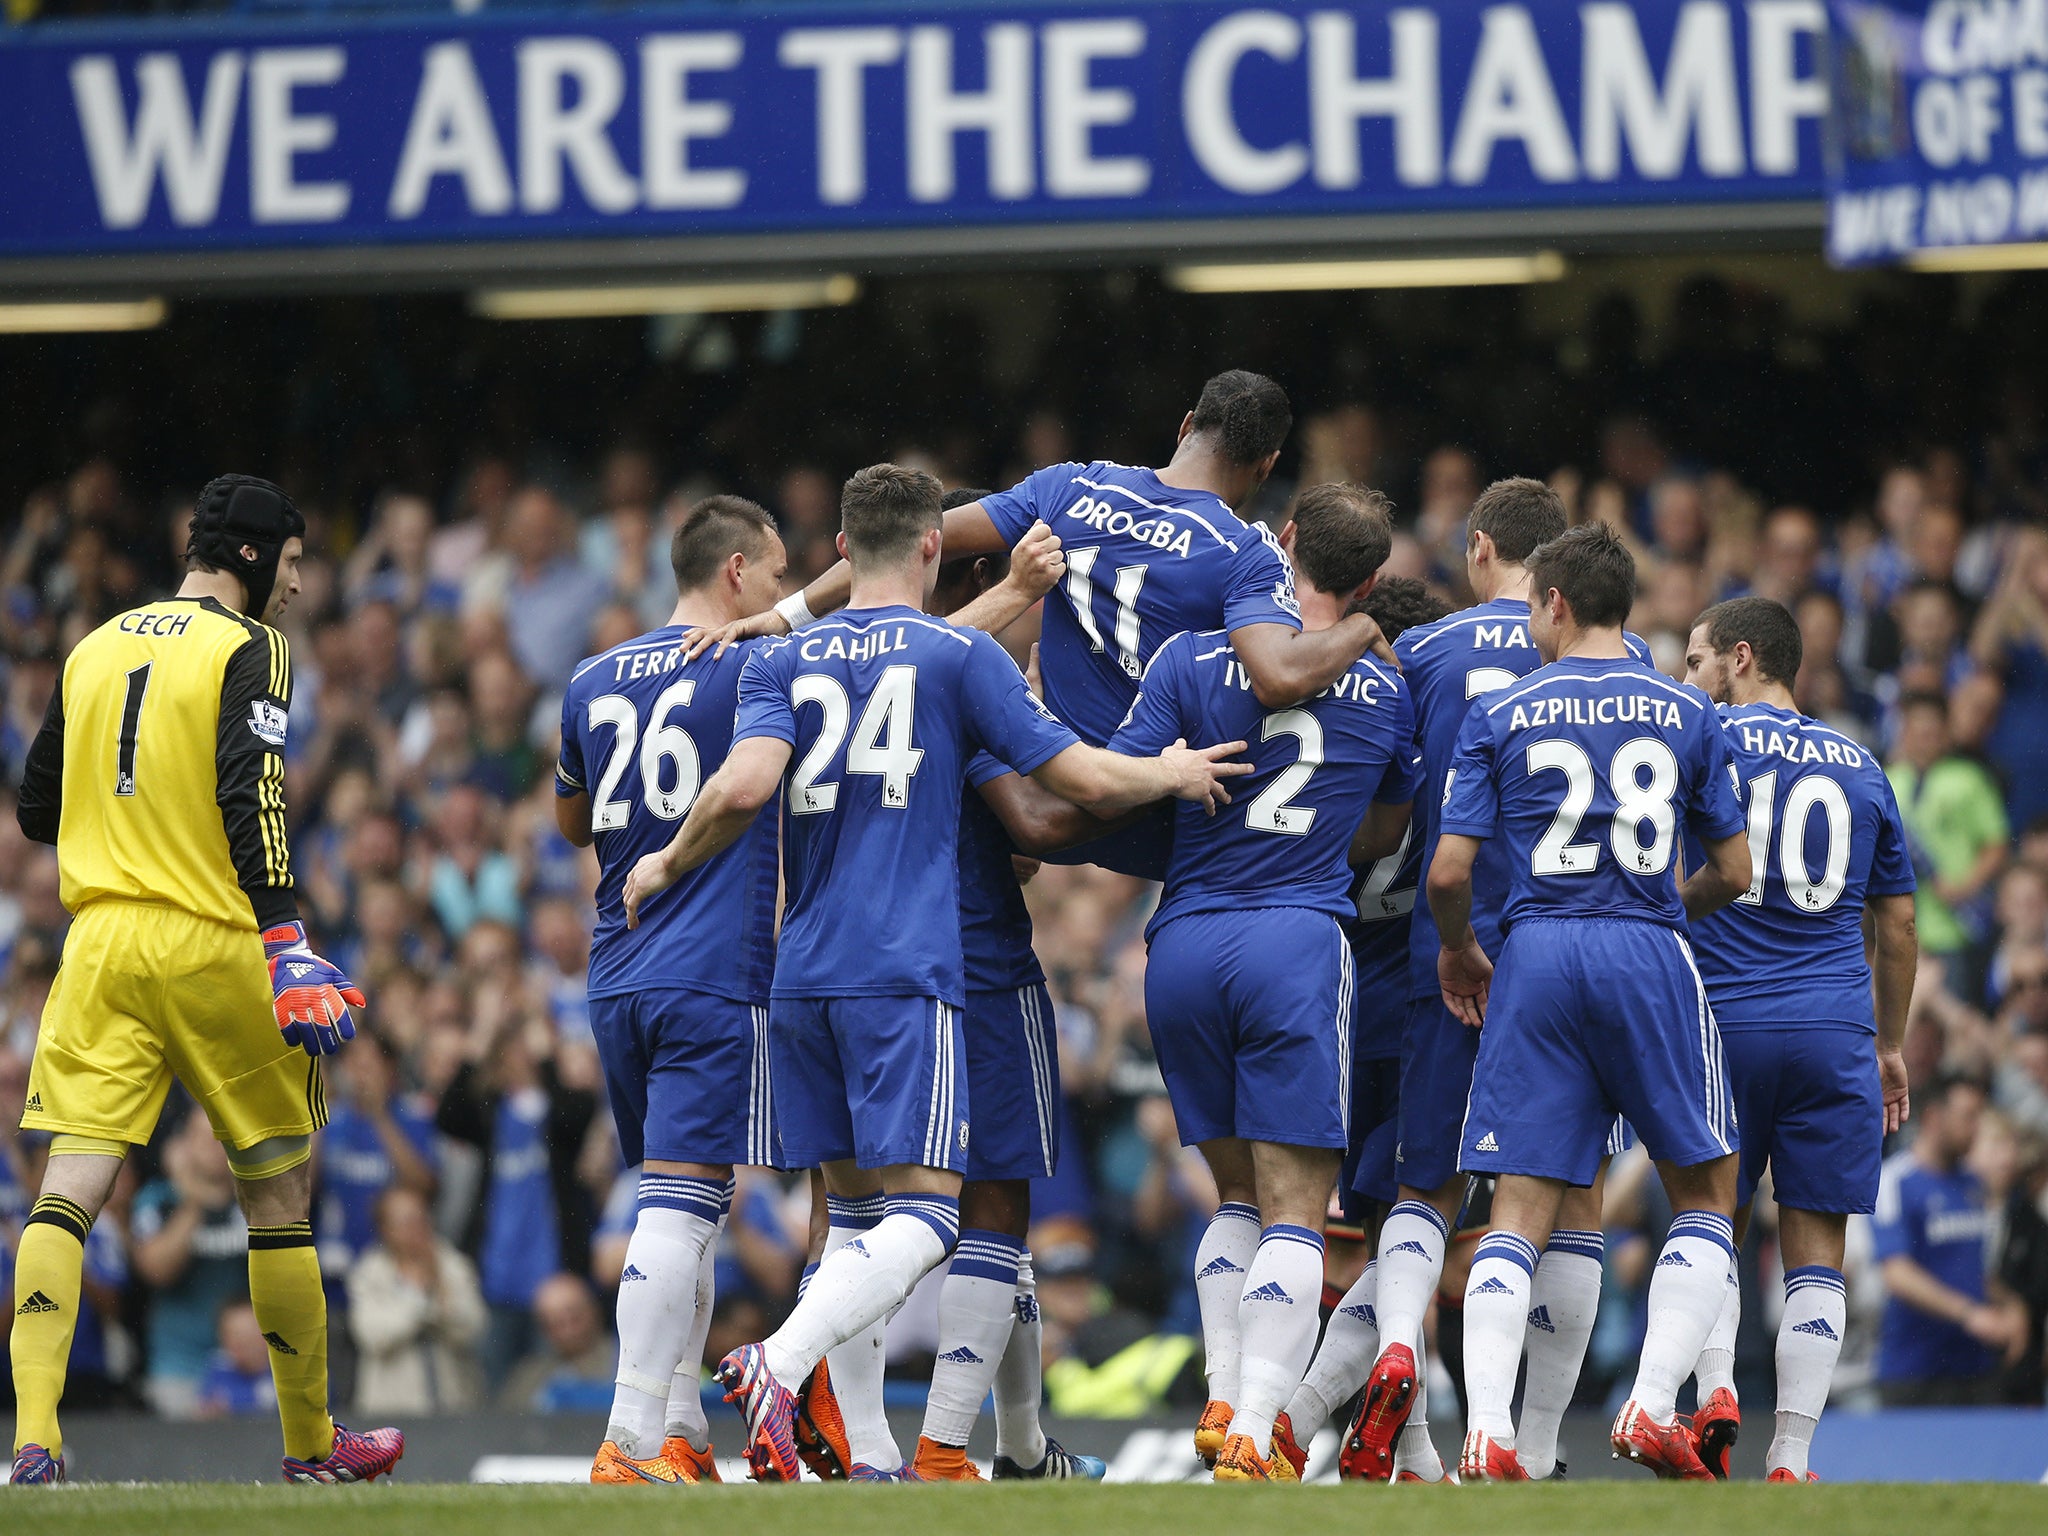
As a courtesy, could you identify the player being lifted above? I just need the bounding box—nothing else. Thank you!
[622,465,1247,1481]
[1270,577,1449,1481]
[1348,480,1652,1482]
[689,372,1390,876]
[11,477,400,1485]
[1429,522,1752,1481]
[555,497,790,1485]
[1108,485,1415,1481]
[1682,597,1918,1481]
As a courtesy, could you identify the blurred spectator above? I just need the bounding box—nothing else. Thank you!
[466,487,608,691]
[197,1299,277,1418]
[1973,1110,2048,1404]
[1750,505,1828,608]
[1888,693,2009,956]
[498,1273,614,1413]
[130,1112,248,1417]
[314,1033,439,1285]
[434,984,600,1387]
[424,788,522,939]
[1971,529,2048,828]
[347,1186,487,1415]
[342,492,460,620]
[1873,1075,2026,1403]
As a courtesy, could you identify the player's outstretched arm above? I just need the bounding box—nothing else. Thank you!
[1030,739,1250,819]
[975,769,1138,856]
[1678,830,1752,921]
[17,685,64,845]
[1868,891,1919,1132]
[1427,833,1493,1027]
[1228,615,1396,711]
[947,521,1064,637]
[623,737,791,926]
[1350,799,1413,867]
[555,790,594,849]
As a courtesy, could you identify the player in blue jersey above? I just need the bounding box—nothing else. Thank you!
[620,464,1248,1482]
[687,372,1393,877]
[1352,480,1653,1483]
[1273,577,1450,1481]
[1679,596,1918,1481]
[909,502,1108,1484]
[554,496,788,1486]
[1427,522,1753,1481]
[1108,483,1416,1481]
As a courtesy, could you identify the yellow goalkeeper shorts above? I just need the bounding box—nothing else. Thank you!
[23,898,327,1151]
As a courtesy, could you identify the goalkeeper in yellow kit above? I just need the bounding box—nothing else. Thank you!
[9,475,403,1485]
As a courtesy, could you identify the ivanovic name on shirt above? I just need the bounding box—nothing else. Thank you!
[1736,723,1868,769]
[1506,692,1684,731]
[1223,658,1388,705]
[800,626,912,663]
[1061,494,1197,558]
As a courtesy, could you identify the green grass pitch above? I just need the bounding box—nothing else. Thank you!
[3,1481,2043,1536]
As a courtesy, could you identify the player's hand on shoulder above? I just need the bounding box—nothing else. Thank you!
[1438,941,1493,1029]
[263,922,365,1058]
[1162,737,1252,814]
[1006,521,1066,601]
[681,607,787,662]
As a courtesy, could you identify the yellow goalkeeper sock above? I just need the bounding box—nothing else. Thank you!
[11,1195,92,1456]
[247,1221,335,1463]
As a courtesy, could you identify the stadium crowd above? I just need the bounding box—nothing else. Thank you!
[2,273,2047,1431]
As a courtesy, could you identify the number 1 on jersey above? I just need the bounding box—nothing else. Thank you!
[116,662,151,797]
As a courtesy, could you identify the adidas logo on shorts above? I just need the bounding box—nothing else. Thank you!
[938,1346,984,1365]
[1196,1256,1244,1279]
[1791,1317,1839,1341]
[1243,1282,1293,1304]
[1657,1250,1692,1269]
[1527,1305,1556,1333]
[1474,1132,1500,1153]
[264,1331,299,1356]
[16,1290,57,1316]
[1473,1277,1513,1295]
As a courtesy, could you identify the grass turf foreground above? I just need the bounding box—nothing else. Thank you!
[2,1481,2043,1536]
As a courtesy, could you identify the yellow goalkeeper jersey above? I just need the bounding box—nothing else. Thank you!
[18,596,297,932]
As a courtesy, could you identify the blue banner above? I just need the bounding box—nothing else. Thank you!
[1827,0,2048,263]
[0,1,1834,258]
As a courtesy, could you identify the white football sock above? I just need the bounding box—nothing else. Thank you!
[1285,1259,1377,1434]
[1373,1199,1451,1366]
[1461,1230,1540,1442]
[762,1193,957,1386]
[1629,1212,1735,1423]
[1768,1265,1846,1478]
[1227,1224,1325,1450]
[1516,1229,1604,1479]
[1391,1340,1442,1480]
[813,1195,895,1471]
[993,1251,1047,1467]
[921,1229,1024,1447]
[1193,1201,1261,1405]
[664,1221,720,1446]
[607,1177,722,1457]
[1693,1255,1742,1399]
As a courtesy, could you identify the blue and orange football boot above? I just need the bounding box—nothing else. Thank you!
[850,1462,925,1482]
[282,1423,404,1484]
[794,1357,852,1480]
[10,1444,64,1485]
[716,1344,804,1483]
[662,1437,721,1483]
[591,1440,688,1485]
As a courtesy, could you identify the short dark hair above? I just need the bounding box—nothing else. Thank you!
[1695,596,1803,687]
[1898,689,1949,720]
[934,487,1007,603]
[1526,522,1637,629]
[1928,1069,1990,1105]
[670,495,777,591]
[841,463,942,562]
[1898,575,1959,607]
[1469,477,1567,565]
[1188,370,1292,466]
[1357,576,1452,642]
[1290,484,1393,595]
